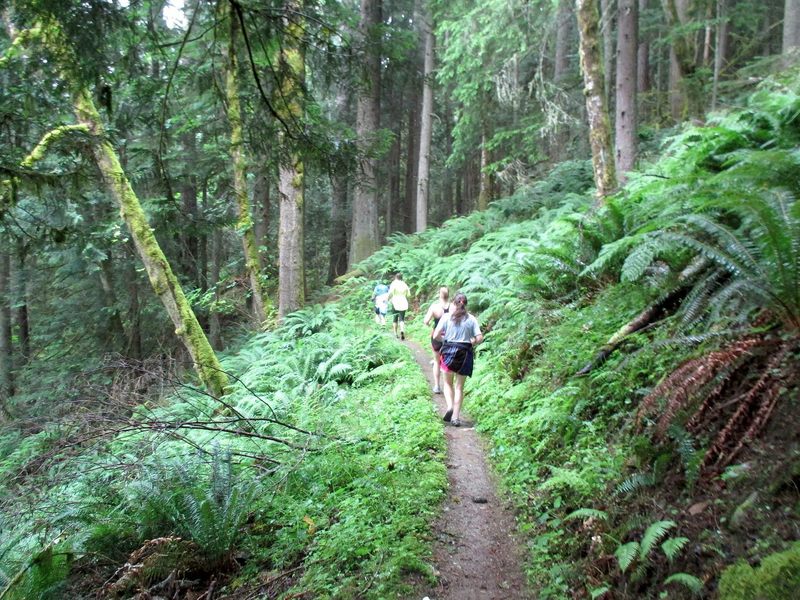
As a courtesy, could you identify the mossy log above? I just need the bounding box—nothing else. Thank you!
[576,285,690,376]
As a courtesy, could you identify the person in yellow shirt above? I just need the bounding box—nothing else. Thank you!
[387,272,411,340]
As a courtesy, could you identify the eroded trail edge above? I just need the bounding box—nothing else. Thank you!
[407,340,531,600]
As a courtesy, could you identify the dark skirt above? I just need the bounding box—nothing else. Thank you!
[439,341,474,376]
[431,336,443,352]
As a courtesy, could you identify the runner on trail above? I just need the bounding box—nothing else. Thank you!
[372,281,390,325]
[387,273,411,340]
[423,286,451,394]
[432,292,483,427]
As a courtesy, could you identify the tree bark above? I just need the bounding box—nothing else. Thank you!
[600,0,616,104]
[98,255,128,351]
[615,0,638,179]
[404,91,420,231]
[70,89,228,396]
[328,172,349,284]
[225,5,268,324]
[477,131,492,210]
[387,126,401,235]
[711,0,728,110]
[209,228,223,350]
[124,242,143,360]
[554,0,574,82]
[415,11,435,232]
[662,0,696,120]
[577,0,618,199]
[276,1,305,318]
[783,0,800,53]
[180,131,199,285]
[12,241,30,363]
[252,162,270,269]
[637,0,650,93]
[349,0,382,266]
[0,250,13,418]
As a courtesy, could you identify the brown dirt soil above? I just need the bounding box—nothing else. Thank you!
[407,339,532,600]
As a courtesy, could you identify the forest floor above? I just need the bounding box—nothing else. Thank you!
[406,339,531,600]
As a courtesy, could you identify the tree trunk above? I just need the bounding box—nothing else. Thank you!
[225,6,268,324]
[0,250,13,418]
[124,242,143,360]
[477,131,492,211]
[615,0,638,179]
[387,126,401,235]
[12,242,30,363]
[600,0,616,104]
[252,162,270,269]
[415,11,435,232]
[21,14,228,395]
[637,0,650,93]
[554,0,573,82]
[577,0,618,199]
[70,88,228,395]
[404,92,420,231]
[662,0,696,120]
[349,0,382,266]
[180,131,199,285]
[276,1,305,318]
[209,228,223,350]
[99,255,128,351]
[328,172,349,284]
[784,0,800,53]
[711,0,728,109]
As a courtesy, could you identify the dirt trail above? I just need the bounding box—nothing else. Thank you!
[406,340,531,600]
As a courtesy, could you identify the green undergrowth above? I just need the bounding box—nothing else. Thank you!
[3,70,800,600]
[0,309,446,598]
[367,74,800,599]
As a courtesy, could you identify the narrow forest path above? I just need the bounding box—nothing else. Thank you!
[406,339,532,600]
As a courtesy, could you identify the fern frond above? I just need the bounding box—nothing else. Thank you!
[661,536,689,561]
[615,541,639,572]
[615,472,655,496]
[639,520,676,560]
[563,508,609,522]
[663,572,703,594]
[620,238,658,282]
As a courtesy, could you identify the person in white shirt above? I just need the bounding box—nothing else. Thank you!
[432,292,483,427]
[387,272,411,340]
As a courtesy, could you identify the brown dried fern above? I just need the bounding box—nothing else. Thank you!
[701,345,792,473]
[636,337,762,438]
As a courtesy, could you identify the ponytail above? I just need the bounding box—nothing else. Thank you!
[451,292,468,324]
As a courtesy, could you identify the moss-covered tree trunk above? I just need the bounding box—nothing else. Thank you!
[72,90,228,396]
[277,1,305,318]
[225,5,268,325]
[4,19,228,395]
[577,0,618,200]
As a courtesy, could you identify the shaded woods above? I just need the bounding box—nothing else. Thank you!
[1,0,799,598]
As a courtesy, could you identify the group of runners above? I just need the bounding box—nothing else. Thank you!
[371,275,483,428]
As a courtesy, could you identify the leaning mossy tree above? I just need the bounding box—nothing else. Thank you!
[0,17,228,397]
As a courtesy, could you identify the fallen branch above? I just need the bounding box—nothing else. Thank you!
[575,285,691,376]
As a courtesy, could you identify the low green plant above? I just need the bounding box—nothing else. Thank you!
[125,447,255,568]
[718,542,800,600]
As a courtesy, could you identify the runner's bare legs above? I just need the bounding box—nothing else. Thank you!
[442,369,455,417]
[452,374,466,422]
